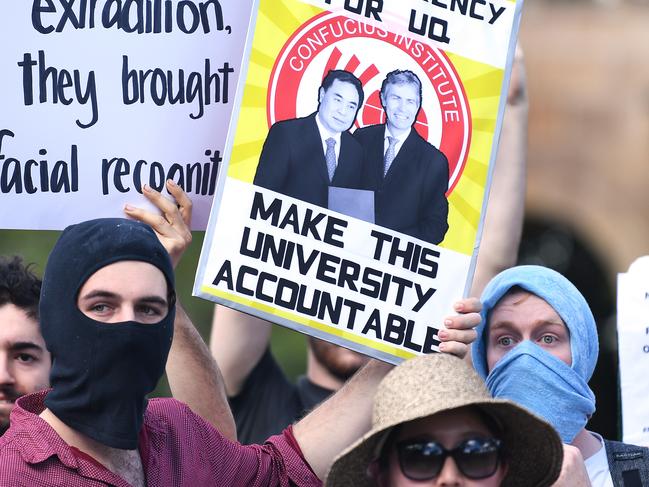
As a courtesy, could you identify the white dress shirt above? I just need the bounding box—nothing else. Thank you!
[315,114,342,165]
[383,126,411,161]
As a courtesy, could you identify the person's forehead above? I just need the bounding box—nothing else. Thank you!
[489,290,566,328]
[0,303,43,346]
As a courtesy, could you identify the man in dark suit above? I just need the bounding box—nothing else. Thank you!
[355,70,449,244]
[254,70,364,209]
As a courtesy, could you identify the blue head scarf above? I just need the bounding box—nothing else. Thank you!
[471,265,598,443]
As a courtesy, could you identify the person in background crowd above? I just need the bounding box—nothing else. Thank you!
[0,256,50,436]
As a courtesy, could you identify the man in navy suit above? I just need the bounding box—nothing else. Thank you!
[355,70,449,244]
[254,70,364,209]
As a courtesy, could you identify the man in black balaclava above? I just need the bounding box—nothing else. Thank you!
[0,181,234,444]
[41,218,177,455]
[0,217,324,486]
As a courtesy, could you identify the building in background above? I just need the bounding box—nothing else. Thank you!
[517,0,649,439]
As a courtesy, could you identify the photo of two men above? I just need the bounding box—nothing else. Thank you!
[253,68,450,246]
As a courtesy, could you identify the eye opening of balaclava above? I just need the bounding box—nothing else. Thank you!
[471,265,598,443]
[74,259,176,322]
[40,218,176,450]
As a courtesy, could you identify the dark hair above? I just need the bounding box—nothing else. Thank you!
[0,255,42,320]
[380,69,423,108]
[320,69,365,109]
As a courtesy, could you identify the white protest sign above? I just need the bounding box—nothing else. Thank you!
[618,256,649,446]
[200,180,470,362]
[194,0,524,363]
[0,0,253,230]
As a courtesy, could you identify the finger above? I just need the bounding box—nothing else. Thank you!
[124,204,176,238]
[438,327,477,346]
[166,180,193,227]
[142,184,183,226]
[161,182,192,245]
[438,341,468,359]
[453,297,481,314]
[444,311,481,331]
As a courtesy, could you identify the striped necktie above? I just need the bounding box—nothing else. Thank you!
[325,137,337,182]
[384,136,398,176]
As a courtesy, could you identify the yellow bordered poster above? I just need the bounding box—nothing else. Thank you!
[195,0,523,364]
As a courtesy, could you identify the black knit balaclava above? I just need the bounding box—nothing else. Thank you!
[40,218,175,450]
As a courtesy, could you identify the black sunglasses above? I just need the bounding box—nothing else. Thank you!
[396,437,502,480]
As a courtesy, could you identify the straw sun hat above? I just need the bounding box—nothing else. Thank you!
[325,353,563,487]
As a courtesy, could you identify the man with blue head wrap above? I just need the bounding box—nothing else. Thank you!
[472,265,649,487]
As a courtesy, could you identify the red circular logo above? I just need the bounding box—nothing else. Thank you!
[268,13,471,195]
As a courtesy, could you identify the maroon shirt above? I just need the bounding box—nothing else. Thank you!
[0,391,321,487]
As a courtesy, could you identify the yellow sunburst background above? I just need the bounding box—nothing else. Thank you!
[227,0,508,257]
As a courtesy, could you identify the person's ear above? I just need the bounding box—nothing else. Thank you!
[318,87,324,104]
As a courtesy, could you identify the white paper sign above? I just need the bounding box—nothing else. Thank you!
[197,180,471,363]
[0,1,254,230]
[618,256,649,446]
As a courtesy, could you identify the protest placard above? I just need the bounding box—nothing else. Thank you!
[0,0,253,230]
[194,0,523,363]
[618,256,649,446]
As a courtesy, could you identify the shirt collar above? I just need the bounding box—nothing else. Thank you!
[7,390,80,467]
[384,125,411,145]
[315,113,342,146]
[7,391,164,472]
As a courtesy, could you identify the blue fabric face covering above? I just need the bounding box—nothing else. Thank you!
[486,341,596,443]
[471,265,600,444]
